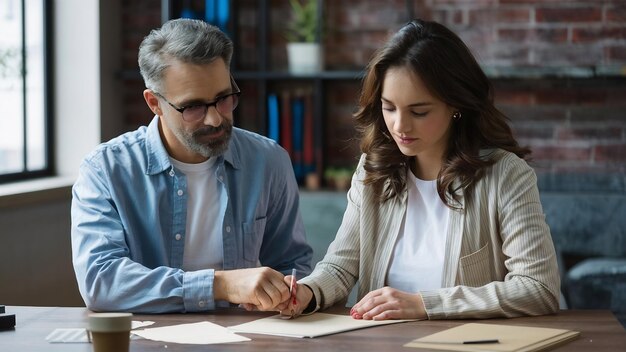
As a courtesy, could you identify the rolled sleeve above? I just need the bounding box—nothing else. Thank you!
[183,269,216,312]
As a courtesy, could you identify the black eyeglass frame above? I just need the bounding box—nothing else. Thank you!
[152,76,241,122]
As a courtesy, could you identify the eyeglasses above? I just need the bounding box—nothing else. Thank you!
[153,77,241,122]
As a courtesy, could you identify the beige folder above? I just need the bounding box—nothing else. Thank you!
[405,323,579,352]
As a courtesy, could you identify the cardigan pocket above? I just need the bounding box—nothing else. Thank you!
[242,217,267,262]
[458,242,491,287]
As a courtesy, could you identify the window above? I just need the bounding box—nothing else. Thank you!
[0,0,52,183]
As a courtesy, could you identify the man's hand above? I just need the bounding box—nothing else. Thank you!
[214,267,290,311]
[350,287,427,321]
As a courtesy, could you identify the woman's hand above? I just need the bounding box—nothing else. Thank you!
[350,287,427,320]
[276,275,314,318]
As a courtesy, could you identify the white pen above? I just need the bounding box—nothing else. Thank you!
[289,268,298,306]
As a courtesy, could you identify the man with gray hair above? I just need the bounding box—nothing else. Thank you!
[71,19,312,313]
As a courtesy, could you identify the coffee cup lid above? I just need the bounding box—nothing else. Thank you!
[88,312,133,332]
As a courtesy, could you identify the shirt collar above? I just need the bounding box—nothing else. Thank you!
[221,128,241,170]
[145,115,242,175]
[145,115,172,175]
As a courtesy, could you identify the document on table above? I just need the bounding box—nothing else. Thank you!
[46,321,155,343]
[404,323,579,352]
[228,312,414,338]
[132,321,251,345]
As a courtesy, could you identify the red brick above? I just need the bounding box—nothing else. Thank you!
[533,44,603,66]
[594,144,626,162]
[557,127,624,141]
[534,89,607,105]
[470,8,530,25]
[498,105,568,122]
[498,28,567,43]
[606,5,626,22]
[531,146,592,161]
[512,126,555,140]
[500,0,571,3]
[494,90,533,105]
[570,106,626,122]
[536,7,602,23]
[605,45,626,61]
[488,46,531,65]
[572,27,626,43]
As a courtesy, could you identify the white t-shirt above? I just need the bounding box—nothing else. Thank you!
[169,157,226,271]
[386,170,450,292]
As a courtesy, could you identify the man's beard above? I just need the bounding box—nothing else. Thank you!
[175,121,233,158]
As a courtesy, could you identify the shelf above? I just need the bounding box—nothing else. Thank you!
[233,70,365,80]
[119,65,626,82]
[117,69,365,81]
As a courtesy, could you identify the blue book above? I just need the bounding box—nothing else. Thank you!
[217,0,230,34]
[205,0,216,24]
[291,97,305,180]
[180,0,199,19]
[267,94,280,143]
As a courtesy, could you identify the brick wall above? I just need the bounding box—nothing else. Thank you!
[120,0,626,175]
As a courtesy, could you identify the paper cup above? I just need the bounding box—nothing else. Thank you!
[87,312,133,352]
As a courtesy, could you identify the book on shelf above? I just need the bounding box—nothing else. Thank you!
[267,89,316,182]
[203,0,230,34]
[291,94,305,180]
[267,93,279,143]
[302,92,315,175]
[280,91,292,156]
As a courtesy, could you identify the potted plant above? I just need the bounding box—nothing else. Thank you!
[285,0,322,74]
[324,167,353,191]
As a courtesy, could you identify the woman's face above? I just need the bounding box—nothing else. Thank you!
[381,66,455,162]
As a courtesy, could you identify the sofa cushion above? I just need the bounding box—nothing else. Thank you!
[564,257,626,326]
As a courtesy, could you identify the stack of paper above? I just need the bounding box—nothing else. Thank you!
[228,313,414,338]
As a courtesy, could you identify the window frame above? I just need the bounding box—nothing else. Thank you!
[0,0,54,184]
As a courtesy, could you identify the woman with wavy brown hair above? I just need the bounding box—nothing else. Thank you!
[278,19,560,320]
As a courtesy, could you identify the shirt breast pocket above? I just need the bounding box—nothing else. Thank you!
[242,217,267,263]
[458,242,492,287]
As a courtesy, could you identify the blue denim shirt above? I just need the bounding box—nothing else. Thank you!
[71,116,312,313]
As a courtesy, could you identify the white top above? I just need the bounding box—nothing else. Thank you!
[170,157,225,271]
[386,170,450,292]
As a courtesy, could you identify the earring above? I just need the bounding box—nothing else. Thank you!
[453,111,462,120]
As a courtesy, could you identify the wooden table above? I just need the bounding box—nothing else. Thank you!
[1,306,624,351]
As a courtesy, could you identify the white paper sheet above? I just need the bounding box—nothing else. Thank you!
[46,328,90,343]
[131,321,251,345]
[228,313,414,338]
[132,320,155,329]
[46,321,154,343]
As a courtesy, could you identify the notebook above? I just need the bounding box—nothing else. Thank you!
[404,322,580,352]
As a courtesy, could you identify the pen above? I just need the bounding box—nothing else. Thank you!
[421,339,499,345]
[289,268,297,306]
[462,339,499,344]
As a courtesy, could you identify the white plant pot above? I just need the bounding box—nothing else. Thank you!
[287,42,323,74]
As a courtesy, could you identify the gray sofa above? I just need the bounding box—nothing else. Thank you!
[538,173,626,327]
